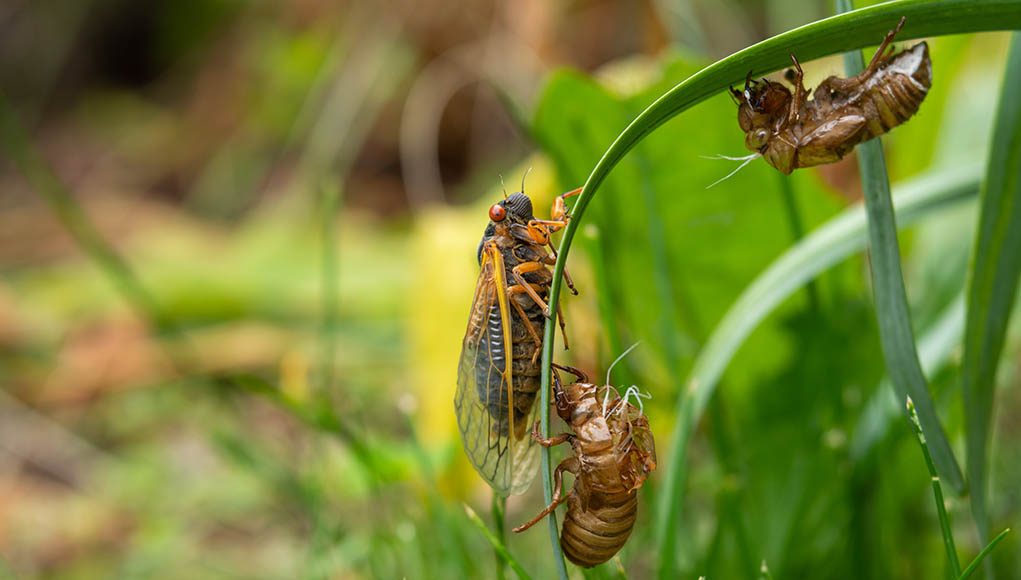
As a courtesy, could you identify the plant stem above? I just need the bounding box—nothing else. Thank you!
[906,397,961,576]
[835,0,965,494]
[492,494,508,580]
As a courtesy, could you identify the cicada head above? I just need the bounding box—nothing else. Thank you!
[733,76,791,152]
[487,192,534,226]
[477,192,536,263]
[553,374,599,423]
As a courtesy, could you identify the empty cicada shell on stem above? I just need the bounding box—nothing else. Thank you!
[513,364,657,568]
[732,16,931,174]
[454,185,582,496]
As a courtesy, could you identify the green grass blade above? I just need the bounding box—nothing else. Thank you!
[959,528,1012,580]
[532,3,1019,575]
[539,357,570,580]
[851,293,967,460]
[835,0,967,495]
[962,32,1021,548]
[906,397,962,576]
[464,505,533,580]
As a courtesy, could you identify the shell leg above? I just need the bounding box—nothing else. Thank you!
[512,457,580,533]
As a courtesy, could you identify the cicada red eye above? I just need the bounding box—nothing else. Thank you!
[489,204,507,221]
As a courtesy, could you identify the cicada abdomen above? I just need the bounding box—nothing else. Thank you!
[732,16,931,174]
[455,187,580,495]
[513,364,657,567]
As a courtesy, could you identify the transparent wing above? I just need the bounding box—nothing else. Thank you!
[454,242,539,495]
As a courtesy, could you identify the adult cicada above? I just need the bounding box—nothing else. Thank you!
[732,17,930,174]
[455,186,581,495]
[513,363,657,567]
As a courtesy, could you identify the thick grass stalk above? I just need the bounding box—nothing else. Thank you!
[834,0,964,494]
[906,397,962,576]
[962,32,1021,551]
[532,3,1020,576]
[538,350,570,579]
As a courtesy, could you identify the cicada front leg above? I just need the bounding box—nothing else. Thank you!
[510,262,552,316]
[529,419,573,447]
[512,457,580,533]
[528,186,583,234]
[542,246,578,296]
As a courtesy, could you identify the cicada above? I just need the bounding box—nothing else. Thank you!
[455,186,580,495]
[513,364,657,568]
[732,17,930,174]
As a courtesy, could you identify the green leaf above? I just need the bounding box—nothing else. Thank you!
[962,32,1021,547]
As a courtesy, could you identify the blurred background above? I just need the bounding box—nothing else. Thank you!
[1,0,1018,578]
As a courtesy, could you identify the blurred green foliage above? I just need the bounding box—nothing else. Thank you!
[2,1,1021,578]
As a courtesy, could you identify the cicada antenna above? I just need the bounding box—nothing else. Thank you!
[600,384,622,417]
[620,384,652,418]
[520,166,533,195]
[499,174,508,199]
[606,341,641,388]
[702,153,761,189]
[602,341,641,416]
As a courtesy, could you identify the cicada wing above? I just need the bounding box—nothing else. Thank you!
[454,241,538,495]
[507,393,541,494]
[632,416,657,468]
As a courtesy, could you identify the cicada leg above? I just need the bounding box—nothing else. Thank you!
[556,301,569,351]
[507,293,542,348]
[867,16,907,74]
[529,419,573,447]
[542,248,578,296]
[787,53,808,122]
[511,262,553,316]
[527,186,582,233]
[551,363,589,383]
[512,457,580,533]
